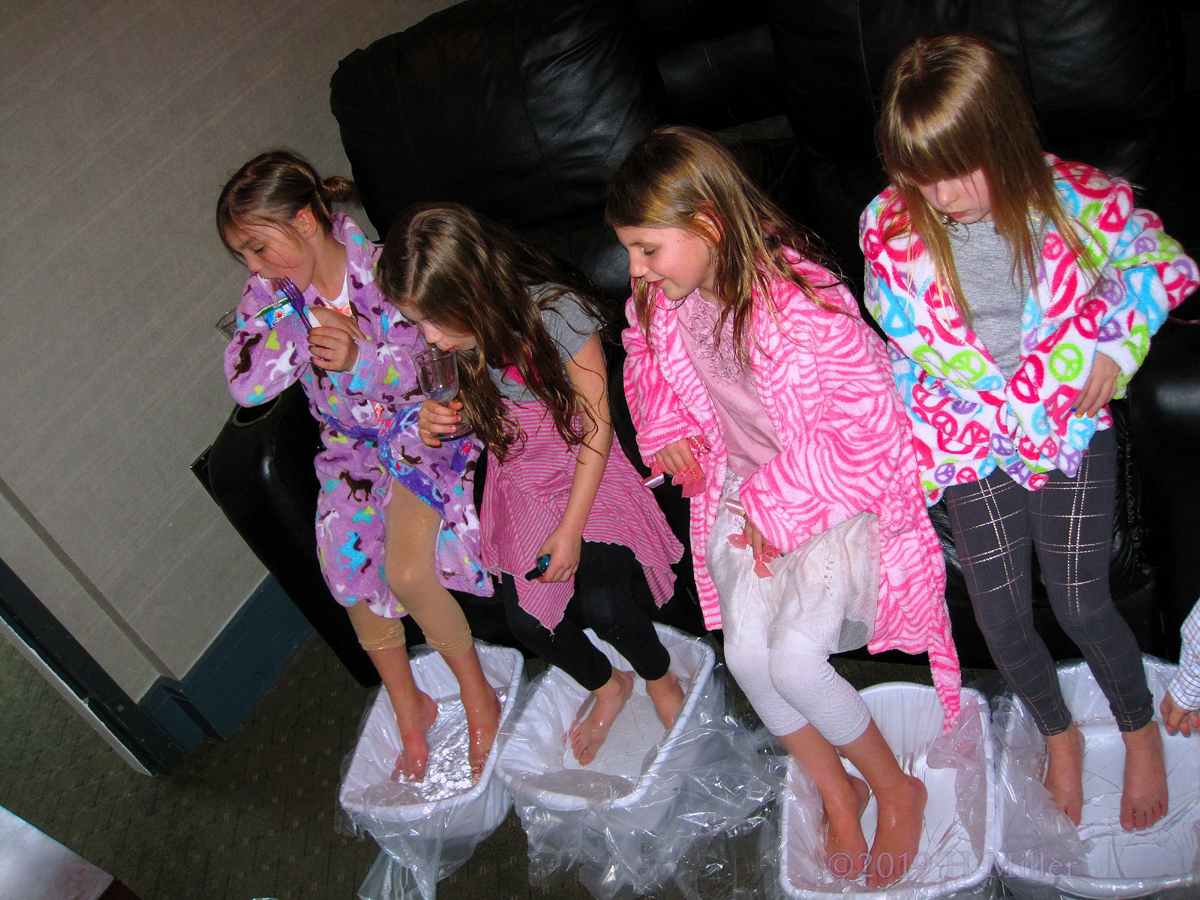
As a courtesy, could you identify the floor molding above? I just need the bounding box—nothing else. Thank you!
[140,576,312,756]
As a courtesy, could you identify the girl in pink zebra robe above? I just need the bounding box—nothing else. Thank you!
[218,152,500,782]
[609,126,959,888]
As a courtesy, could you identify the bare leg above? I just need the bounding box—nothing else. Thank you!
[345,602,438,781]
[384,484,500,780]
[440,647,503,778]
[1121,720,1168,831]
[838,721,926,888]
[778,724,871,880]
[1044,725,1085,826]
[644,669,685,730]
[570,668,634,765]
[366,645,439,782]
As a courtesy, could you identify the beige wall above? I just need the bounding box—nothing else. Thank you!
[0,0,454,699]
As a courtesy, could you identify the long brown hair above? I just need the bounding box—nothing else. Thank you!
[377,203,610,462]
[216,150,358,255]
[605,125,842,363]
[876,33,1090,322]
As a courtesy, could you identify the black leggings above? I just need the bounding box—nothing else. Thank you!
[500,542,671,691]
[944,428,1152,734]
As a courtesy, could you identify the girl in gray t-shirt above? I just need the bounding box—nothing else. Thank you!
[378,203,687,768]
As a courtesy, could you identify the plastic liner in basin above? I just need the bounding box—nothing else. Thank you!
[497,623,772,900]
[997,656,1200,900]
[779,684,997,900]
[339,641,526,900]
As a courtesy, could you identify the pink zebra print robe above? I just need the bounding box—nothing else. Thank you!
[622,254,961,722]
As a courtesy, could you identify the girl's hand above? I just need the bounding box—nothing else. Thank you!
[1075,352,1120,418]
[743,516,768,561]
[416,398,463,447]
[728,512,781,577]
[535,527,582,583]
[654,438,699,477]
[1161,693,1200,737]
[307,307,365,372]
[744,515,781,561]
[308,305,364,334]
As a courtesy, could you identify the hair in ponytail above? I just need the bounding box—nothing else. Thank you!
[216,150,358,255]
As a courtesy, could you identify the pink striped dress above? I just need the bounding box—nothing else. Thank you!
[478,299,683,631]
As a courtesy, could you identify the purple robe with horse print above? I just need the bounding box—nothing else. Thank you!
[223,213,490,617]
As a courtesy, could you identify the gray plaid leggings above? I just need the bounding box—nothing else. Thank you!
[944,428,1152,734]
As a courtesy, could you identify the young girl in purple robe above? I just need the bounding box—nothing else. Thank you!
[218,152,499,781]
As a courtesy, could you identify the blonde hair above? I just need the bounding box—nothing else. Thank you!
[876,33,1089,322]
[216,150,357,257]
[605,125,841,363]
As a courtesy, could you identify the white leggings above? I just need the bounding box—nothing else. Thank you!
[723,628,871,745]
[708,474,872,746]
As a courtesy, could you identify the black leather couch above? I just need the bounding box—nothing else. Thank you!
[200,0,1200,678]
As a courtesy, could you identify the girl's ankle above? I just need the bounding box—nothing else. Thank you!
[1121,720,1159,742]
[644,670,677,692]
[817,768,862,805]
[873,772,923,807]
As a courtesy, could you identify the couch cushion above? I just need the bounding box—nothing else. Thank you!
[768,0,1178,178]
[656,24,785,130]
[330,0,659,239]
[766,0,1183,295]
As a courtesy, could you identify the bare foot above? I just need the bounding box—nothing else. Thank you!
[1121,720,1168,831]
[391,690,439,782]
[644,670,685,730]
[866,774,926,888]
[570,669,634,765]
[1044,725,1085,826]
[824,774,871,880]
[463,683,503,781]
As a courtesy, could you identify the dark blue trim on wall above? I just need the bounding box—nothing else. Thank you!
[140,575,312,748]
[139,679,207,753]
[0,556,185,774]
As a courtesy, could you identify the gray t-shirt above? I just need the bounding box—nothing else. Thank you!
[487,288,598,402]
[949,220,1025,379]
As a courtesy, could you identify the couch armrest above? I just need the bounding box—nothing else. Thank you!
[1129,318,1200,660]
[204,385,380,686]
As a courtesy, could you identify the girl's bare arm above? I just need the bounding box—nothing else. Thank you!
[537,334,611,582]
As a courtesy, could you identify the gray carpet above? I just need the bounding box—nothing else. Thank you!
[0,629,994,900]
